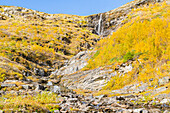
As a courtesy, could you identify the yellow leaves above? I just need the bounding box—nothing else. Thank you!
[88,15,169,69]
[87,2,170,89]
[16,41,21,48]
[30,44,55,56]
[104,73,133,90]
[0,92,59,111]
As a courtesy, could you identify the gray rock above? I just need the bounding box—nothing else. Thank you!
[81,106,91,112]
[149,109,161,113]
[34,68,45,76]
[0,110,4,113]
[47,81,53,86]
[160,99,170,104]
[133,109,143,113]
[54,110,60,113]
[127,109,133,113]
[35,85,45,91]
[121,109,134,113]
[68,98,78,103]
[119,64,133,74]
[0,91,5,95]
[163,110,170,113]
[166,0,170,5]
[158,77,169,86]
[137,83,148,93]
[155,93,170,99]
[85,95,94,101]
[116,96,125,101]
[142,109,149,113]
[95,95,107,99]
[22,85,31,90]
[124,95,136,98]
[61,67,113,91]
[4,80,19,83]
[155,87,167,92]
[116,109,124,113]
[53,85,61,93]
[52,51,92,76]
[0,83,17,88]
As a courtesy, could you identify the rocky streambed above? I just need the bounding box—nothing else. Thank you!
[0,83,170,113]
[0,51,170,112]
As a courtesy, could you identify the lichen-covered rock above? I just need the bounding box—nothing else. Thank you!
[51,51,93,76]
[61,68,113,91]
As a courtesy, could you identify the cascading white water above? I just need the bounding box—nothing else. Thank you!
[97,14,102,35]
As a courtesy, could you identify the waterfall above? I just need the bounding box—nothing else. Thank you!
[97,14,102,35]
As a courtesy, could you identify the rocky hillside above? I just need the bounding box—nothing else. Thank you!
[0,0,170,112]
[0,5,100,82]
[86,0,170,37]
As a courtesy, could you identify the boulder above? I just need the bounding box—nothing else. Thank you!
[47,81,53,86]
[53,85,61,93]
[158,77,169,86]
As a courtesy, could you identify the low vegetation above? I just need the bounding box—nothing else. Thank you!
[87,2,170,90]
[0,92,60,112]
[0,6,98,81]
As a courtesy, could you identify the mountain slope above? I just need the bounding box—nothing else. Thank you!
[0,5,99,82]
[60,1,170,91]
[0,0,170,112]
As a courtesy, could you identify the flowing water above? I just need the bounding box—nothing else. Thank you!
[97,14,102,35]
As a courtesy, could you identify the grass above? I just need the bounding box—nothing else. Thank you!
[0,92,60,112]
